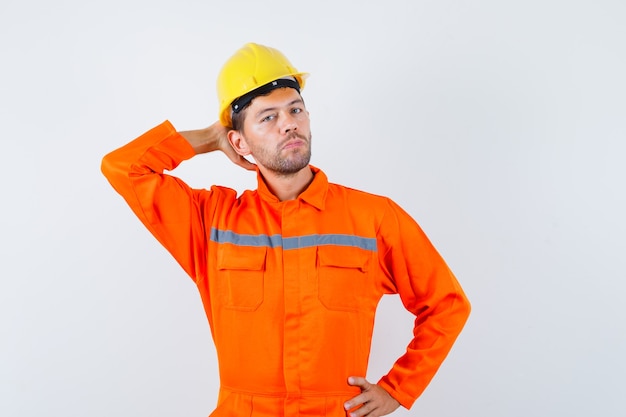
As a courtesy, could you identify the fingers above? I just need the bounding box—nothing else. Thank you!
[230,153,256,171]
[344,377,373,417]
[344,392,368,410]
[347,376,371,390]
[347,401,376,417]
[344,377,400,417]
[223,143,256,171]
[236,156,257,171]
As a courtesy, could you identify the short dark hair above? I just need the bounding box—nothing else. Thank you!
[231,104,248,132]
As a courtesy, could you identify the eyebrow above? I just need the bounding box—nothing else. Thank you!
[255,99,304,118]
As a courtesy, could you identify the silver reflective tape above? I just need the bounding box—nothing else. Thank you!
[210,228,377,252]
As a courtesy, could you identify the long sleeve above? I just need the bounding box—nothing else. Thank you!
[375,199,471,408]
[101,120,211,282]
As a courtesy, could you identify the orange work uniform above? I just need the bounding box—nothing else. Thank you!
[101,121,470,416]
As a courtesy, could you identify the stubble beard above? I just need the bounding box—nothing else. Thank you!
[254,132,313,176]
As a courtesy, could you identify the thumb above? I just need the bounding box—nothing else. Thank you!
[347,376,371,390]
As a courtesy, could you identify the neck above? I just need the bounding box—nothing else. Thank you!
[258,165,314,201]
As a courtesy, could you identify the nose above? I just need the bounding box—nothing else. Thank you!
[280,111,298,134]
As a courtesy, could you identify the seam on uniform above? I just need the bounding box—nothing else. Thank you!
[220,385,356,397]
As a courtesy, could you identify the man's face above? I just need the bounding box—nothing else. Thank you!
[239,87,312,176]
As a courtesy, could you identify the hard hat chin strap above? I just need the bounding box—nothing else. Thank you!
[231,78,301,114]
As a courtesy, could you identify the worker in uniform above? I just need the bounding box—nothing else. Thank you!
[101,42,471,417]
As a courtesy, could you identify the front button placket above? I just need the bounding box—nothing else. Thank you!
[282,199,304,416]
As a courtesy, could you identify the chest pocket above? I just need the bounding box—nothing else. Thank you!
[317,246,371,311]
[217,245,266,311]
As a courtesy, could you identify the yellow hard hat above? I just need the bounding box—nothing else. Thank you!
[217,42,308,127]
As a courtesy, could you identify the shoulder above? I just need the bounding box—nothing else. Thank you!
[199,184,242,203]
[194,186,263,216]
[327,182,419,227]
[327,182,392,207]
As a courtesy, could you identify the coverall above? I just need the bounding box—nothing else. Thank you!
[101,121,471,416]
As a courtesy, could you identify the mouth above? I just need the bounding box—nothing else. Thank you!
[283,139,305,150]
[281,134,308,150]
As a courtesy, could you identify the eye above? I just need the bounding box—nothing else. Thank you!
[261,114,275,123]
[291,108,302,114]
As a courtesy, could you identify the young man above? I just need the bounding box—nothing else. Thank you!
[101,43,470,417]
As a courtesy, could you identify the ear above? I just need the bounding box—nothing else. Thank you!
[227,129,251,156]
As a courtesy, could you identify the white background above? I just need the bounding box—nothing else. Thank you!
[1,0,625,416]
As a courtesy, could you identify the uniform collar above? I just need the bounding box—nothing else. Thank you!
[256,165,327,210]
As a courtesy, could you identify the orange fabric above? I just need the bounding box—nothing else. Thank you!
[101,121,471,416]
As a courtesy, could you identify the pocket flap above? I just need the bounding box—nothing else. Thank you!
[317,245,370,271]
[217,245,267,270]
